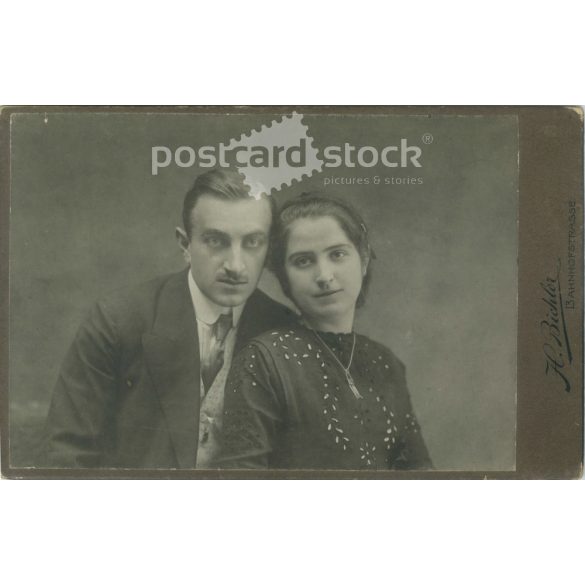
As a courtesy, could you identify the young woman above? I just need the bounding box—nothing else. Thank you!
[216,193,432,470]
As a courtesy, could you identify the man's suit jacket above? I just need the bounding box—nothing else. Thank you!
[44,269,295,469]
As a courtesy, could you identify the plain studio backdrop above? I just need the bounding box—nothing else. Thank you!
[8,111,518,470]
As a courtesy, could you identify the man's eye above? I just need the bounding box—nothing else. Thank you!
[204,236,226,248]
[244,235,266,249]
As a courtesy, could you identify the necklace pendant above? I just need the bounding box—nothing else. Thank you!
[346,372,363,400]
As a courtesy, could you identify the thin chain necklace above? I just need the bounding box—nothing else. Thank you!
[312,330,363,399]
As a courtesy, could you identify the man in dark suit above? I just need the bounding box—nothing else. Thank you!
[44,169,294,469]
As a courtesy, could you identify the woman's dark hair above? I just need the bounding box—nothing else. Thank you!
[270,192,374,308]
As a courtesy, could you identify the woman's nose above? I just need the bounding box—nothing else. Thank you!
[315,262,334,287]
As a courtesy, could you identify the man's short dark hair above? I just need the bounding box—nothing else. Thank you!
[182,168,277,239]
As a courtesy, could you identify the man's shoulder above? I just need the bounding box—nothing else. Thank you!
[247,289,293,314]
[99,270,183,308]
[92,270,188,333]
[243,289,298,332]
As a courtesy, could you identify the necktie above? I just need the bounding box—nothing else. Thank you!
[201,312,232,394]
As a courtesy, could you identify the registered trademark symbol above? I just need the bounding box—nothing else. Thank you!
[422,133,434,144]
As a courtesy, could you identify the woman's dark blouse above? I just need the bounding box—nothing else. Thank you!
[217,325,432,470]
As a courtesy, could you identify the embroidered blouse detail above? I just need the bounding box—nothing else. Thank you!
[218,325,432,470]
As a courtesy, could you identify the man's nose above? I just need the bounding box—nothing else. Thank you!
[222,245,246,276]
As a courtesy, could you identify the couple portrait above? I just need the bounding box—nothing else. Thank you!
[44,168,432,471]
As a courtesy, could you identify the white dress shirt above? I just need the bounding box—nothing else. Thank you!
[188,271,245,468]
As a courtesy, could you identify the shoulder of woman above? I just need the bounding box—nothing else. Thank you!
[240,326,307,354]
[357,334,407,377]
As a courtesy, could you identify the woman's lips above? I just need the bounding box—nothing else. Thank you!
[314,289,342,298]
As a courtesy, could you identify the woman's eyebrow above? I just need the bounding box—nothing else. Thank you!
[324,243,351,252]
[287,243,350,260]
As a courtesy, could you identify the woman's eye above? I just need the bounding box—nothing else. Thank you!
[294,256,312,268]
[330,249,348,260]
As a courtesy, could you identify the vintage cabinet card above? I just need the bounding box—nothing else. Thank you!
[0,106,582,478]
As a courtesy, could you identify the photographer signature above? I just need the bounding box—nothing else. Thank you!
[540,259,573,393]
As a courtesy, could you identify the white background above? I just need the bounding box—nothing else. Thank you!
[1,1,583,584]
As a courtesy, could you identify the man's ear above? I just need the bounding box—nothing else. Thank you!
[175,227,191,263]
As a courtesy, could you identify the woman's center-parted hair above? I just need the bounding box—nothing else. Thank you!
[270,192,374,308]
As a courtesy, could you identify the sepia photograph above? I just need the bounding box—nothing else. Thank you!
[2,7,584,585]
[1,106,582,478]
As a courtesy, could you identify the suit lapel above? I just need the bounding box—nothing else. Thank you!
[142,270,200,469]
[235,290,294,353]
[235,291,265,354]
